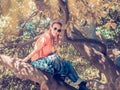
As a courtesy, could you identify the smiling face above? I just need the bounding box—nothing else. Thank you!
[50,23,62,38]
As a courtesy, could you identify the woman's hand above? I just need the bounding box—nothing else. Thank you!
[17,58,27,62]
[17,59,24,62]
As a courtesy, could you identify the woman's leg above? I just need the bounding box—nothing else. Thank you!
[31,57,54,73]
[53,54,82,82]
[66,62,81,82]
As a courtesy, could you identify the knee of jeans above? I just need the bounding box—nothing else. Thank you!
[66,61,71,65]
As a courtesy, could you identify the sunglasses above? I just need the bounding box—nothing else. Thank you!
[53,27,61,32]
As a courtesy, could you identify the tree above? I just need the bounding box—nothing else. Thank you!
[0,0,120,90]
[33,0,120,89]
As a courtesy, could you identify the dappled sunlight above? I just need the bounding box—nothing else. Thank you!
[0,0,120,89]
[84,44,91,57]
[0,54,48,89]
[116,70,120,76]
[0,0,37,42]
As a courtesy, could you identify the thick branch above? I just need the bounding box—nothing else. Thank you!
[0,55,48,90]
[34,0,47,11]
[0,31,44,50]
[0,55,78,90]
[64,30,120,83]
[64,30,107,56]
[58,0,69,24]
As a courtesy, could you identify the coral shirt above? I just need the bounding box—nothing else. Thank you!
[31,32,54,61]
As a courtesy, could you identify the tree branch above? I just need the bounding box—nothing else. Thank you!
[0,54,78,90]
[64,30,107,56]
[64,30,120,83]
[58,0,69,24]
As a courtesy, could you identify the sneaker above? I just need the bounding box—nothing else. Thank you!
[53,74,66,85]
[79,81,89,90]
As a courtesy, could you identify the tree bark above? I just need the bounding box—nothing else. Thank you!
[0,54,78,90]
[0,0,120,90]
[58,0,69,24]
[64,30,120,90]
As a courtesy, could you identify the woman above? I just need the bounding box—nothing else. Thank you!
[19,21,88,89]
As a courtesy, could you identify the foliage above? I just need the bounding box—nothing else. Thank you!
[0,64,40,90]
[116,24,120,33]
[0,0,36,42]
[0,74,40,90]
[96,26,115,39]
[97,24,120,49]
[0,0,120,89]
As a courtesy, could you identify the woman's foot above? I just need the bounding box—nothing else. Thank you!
[79,81,89,90]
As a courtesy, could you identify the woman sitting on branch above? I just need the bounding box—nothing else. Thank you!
[19,21,88,90]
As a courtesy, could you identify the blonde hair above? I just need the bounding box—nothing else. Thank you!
[50,21,62,27]
[49,21,61,51]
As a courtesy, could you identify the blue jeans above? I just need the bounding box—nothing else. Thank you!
[31,54,79,82]
[115,55,120,67]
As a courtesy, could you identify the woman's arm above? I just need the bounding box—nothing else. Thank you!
[20,37,46,62]
[21,49,37,62]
